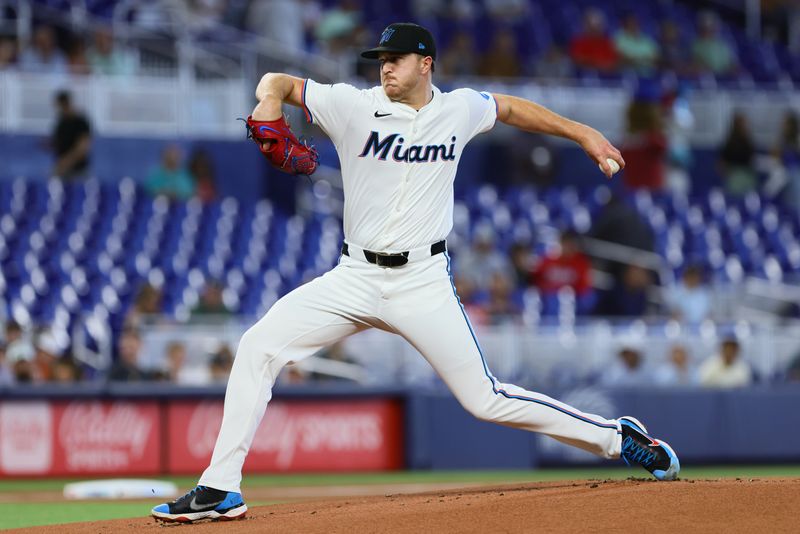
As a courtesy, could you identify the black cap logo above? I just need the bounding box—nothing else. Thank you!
[362,23,436,60]
[380,28,396,44]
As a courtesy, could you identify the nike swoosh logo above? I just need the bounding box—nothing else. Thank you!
[189,496,224,511]
[374,111,392,118]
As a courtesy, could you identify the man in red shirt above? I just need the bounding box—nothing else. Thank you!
[531,230,594,313]
[569,8,619,72]
[620,90,668,191]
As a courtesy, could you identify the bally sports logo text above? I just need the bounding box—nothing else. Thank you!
[359,131,457,162]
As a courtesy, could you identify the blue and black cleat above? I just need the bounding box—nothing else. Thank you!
[619,416,680,481]
[151,485,247,523]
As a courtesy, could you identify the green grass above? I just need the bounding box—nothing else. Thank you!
[0,502,154,530]
[0,500,275,530]
[1,466,799,530]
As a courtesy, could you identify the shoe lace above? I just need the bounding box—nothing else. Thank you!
[174,486,204,505]
[621,436,656,467]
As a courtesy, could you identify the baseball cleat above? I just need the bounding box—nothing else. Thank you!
[151,485,247,523]
[619,416,680,481]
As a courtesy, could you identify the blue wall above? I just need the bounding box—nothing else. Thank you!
[405,393,538,470]
[405,388,800,469]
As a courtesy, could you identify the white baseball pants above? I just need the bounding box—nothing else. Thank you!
[199,249,622,493]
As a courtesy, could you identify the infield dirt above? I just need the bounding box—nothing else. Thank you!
[10,478,800,533]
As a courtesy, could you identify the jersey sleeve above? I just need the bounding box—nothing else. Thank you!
[302,79,362,144]
[450,88,498,140]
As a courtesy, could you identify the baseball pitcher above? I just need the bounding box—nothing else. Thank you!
[153,23,679,523]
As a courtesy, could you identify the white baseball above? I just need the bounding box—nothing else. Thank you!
[600,158,620,174]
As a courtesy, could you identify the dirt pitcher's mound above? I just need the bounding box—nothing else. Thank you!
[13,478,800,533]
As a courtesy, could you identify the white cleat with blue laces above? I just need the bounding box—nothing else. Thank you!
[619,416,680,481]
[151,485,247,523]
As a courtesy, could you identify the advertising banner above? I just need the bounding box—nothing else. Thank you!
[0,400,161,476]
[166,399,404,473]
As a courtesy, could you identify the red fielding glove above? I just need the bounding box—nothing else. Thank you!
[243,115,319,175]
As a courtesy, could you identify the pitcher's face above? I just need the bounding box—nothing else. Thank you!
[379,52,430,101]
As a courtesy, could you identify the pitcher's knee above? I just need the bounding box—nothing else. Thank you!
[237,326,264,357]
[460,397,495,422]
[236,323,281,370]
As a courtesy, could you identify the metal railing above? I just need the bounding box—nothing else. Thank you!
[130,316,800,388]
[2,2,800,143]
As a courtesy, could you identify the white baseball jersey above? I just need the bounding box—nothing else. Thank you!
[302,79,497,252]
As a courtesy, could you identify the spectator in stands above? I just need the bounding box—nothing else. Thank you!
[314,0,367,62]
[718,112,757,197]
[599,341,651,387]
[208,344,234,383]
[589,193,656,317]
[658,20,691,75]
[662,83,694,195]
[532,44,573,81]
[613,264,655,317]
[146,144,196,200]
[620,88,668,191]
[192,280,230,316]
[569,8,618,73]
[52,356,81,383]
[531,229,595,313]
[654,344,697,387]
[478,31,521,78]
[187,147,218,203]
[10,358,34,384]
[109,328,158,381]
[164,341,187,383]
[88,26,135,77]
[0,35,17,70]
[699,333,752,388]
[665,264,711,324]
[761,0,796,45]
[32,330,62,382]
[4,320,27,350]
[52,90,92,180]
[509,241,534,287]
[483,271,521,325]
[439,31,477,78]
[692,11,736,76]
[18,25,67,74]
[770,111,800,210]
[590,192,655,254]
[614,12,659,74]
[125,283,164,329]
[455,222,514,292]
[66,37,90,76]
[165,340,210,385]
[4,321,35,378]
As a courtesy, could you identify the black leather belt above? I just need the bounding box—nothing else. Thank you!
[341,240,446,267]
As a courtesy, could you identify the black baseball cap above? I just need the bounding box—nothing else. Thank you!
[361,23,437,60]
